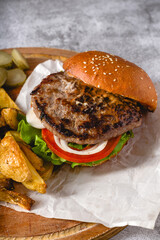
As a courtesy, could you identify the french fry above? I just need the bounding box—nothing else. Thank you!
[0,136,32,182]
[0,88,19,109]
[0,188,35,210]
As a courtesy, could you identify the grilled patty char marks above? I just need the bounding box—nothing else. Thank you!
[31,72,142,144]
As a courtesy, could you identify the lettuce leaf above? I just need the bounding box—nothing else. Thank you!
[70,131,134,167]
[17,116,65,165]
[17,119,41,145]
[32,135,66,165]
[18,116,133,168]
[68,142,88,150]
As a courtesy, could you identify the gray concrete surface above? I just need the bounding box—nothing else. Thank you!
[1,0,160,239]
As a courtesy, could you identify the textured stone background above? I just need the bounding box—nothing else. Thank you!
[1,0,160,239]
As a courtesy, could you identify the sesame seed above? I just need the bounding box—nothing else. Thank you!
[98,63,101,66]
[84,66,86,68]
[141,77,143,80]
[92,58,94,60]
[113,79,117,81]
[152,99,154,102]
[108,73,112,75]
[90,61,94,64]
[117,65,120,68]
[97,67,99,70]
[111,84,113,88]
[149,86,151,89]
[92,66,95,69]
[93,69,95,71]
[126,65,130,67]
[115,58,118,61]
[94,72,96,74]
[95,55,97,57]
[85,70,87,72]
[109,58,113,61]
[111,62,113,64]
[95,58,98,60]
[105,59,108,61]
[103,72,106,75]
[98,85,100,88]
[115,69,118,71]
[83,61,86,64]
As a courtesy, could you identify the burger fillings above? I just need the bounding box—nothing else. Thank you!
[22,51,157,167]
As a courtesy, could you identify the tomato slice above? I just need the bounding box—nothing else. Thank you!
[42,128,121,163]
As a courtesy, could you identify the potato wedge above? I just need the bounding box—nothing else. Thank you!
[5,132,45,172]
[0,136,32,182]
[18,142,44,172]
[0,114,6,128]
[0,88,19,109]
[0,173,13,190]
[0,188,34,210]
[22,154,47,194]
[0,172,6,179]
[0,135,46,193]
[5,131,22,142]
[39,161,54,181]
[1,108,22,130]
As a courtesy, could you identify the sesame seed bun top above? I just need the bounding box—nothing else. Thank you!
[63,51,157,111]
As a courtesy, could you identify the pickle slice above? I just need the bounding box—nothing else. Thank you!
[6,68,26,88]
[11,49,29,70]
[0,68,7,87]
[0,51,13,68]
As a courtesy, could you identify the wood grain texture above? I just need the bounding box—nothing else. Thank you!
[0,47,126,240]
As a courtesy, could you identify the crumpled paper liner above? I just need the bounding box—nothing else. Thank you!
[1,60,160,229]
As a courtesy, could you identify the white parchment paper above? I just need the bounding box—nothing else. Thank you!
[2,60,160,229]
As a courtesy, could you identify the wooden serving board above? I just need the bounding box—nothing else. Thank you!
[0,47,126,240]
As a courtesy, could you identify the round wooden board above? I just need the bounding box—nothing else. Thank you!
[0,47,126,240]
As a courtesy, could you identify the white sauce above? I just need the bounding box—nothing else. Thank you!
[26,108,45,129]
[54,136,108,155]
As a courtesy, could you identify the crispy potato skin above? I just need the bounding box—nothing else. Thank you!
[0,173,13,190]
[1,108,19,130]
[0,88,19,109]
[0,136,32,182]
[38,161,54,181]
[0,188,35,210]
[0,114,6,128]
[18,142,44,172]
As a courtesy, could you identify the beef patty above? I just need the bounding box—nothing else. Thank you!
[31,72,142,144]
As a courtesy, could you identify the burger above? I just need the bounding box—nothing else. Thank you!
[18,51,157,167]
